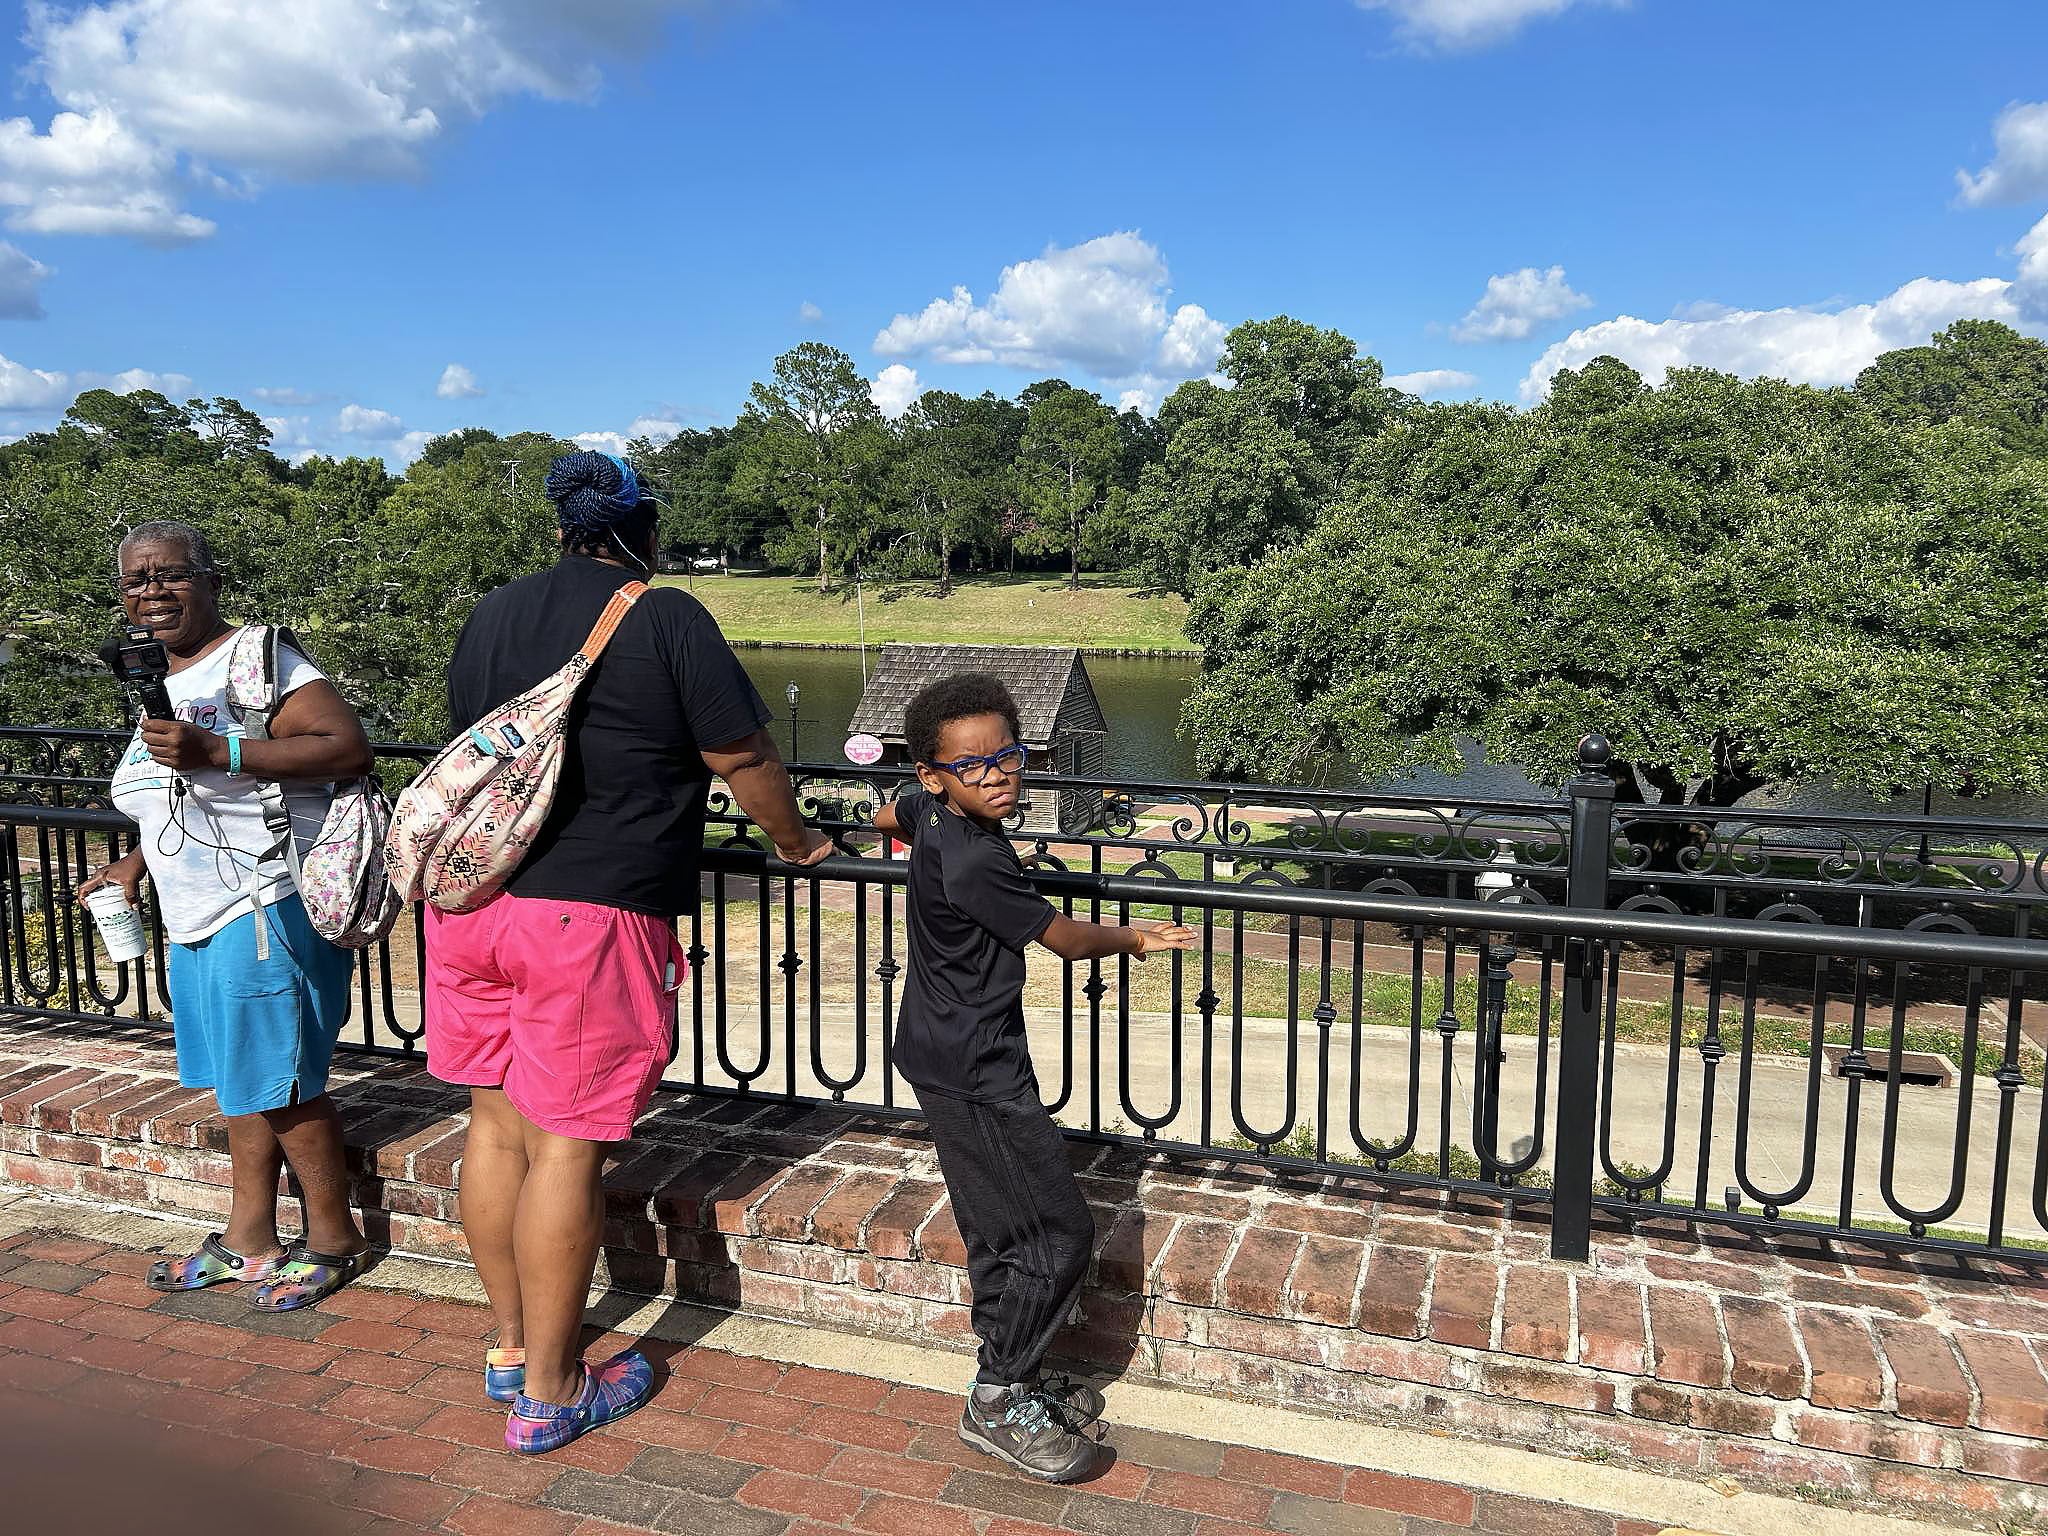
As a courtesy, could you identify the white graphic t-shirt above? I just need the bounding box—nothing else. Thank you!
[109,629,336,943]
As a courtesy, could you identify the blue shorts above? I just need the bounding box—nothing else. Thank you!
[167,894,356,1117]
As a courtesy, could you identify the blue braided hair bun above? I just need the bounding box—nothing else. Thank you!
[544,450,645,531]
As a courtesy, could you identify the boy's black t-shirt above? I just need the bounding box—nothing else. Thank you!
[893,788,1058,1102]
[445,554,771,918]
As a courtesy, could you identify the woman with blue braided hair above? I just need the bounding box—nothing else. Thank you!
[547,449,659,573]
[425,451,832,1454]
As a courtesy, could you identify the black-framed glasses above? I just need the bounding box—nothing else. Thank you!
[927,743,1027,785]
[114,565,211,596]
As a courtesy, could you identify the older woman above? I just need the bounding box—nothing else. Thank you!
[78,519,373,1310]
[426,451,829,1453]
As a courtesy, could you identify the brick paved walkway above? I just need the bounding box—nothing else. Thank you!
[0,1223,1766,1536]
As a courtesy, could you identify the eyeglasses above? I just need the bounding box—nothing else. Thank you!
[927,743,1027,784]
[114,566,211,596]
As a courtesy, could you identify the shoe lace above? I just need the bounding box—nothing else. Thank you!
[1003,1391,1056,1437]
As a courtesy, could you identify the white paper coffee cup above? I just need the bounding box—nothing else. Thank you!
[83,886,146,963]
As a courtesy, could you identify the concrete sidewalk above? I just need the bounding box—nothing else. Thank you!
[0,1191,1976,1536]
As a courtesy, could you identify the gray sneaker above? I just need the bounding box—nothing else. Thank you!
[1038,1373,1107,1434]
[958,1385,1097,1482]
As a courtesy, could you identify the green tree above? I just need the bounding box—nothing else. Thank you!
[1115,405,1167,490]
[340,432,570,740]
[630,424,771,561]
[415,427,504,471]
[732,343,886,591]
[0,448,312,728]
[887,390,1014,594]
[186,397,278,464]
[1017,385,1119,590]
[1182,357,2048,809]
[1,390,285,479]
[1123,317,1398,594]
[1854,319,2048,458]
[0,459,120,726]
[1213,314,1393,467]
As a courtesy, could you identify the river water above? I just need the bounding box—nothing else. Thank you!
[742,649,2047,821]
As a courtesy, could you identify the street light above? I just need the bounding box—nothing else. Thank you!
[786,682,800,763]
[1475,837,1524,903]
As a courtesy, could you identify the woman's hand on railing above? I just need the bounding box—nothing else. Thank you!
[773,828,835,867]
[75,849,146,908]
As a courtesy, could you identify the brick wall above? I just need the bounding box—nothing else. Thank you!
[3,1014,2044,1521]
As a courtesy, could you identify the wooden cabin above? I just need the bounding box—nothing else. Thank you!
[847,643,1108,834]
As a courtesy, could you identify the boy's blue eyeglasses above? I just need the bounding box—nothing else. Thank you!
[925,743,1027,785]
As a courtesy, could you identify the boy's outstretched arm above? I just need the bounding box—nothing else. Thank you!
[1036,913,1198,963]
[872,801,903,836]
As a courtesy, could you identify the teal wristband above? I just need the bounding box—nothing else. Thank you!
[228,735,242,775]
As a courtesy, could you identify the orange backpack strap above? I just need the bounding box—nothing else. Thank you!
[574,581,649,662]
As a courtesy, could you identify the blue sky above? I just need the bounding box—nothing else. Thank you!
[1,0,2045,464]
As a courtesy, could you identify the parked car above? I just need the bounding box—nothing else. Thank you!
[690,555,723,572]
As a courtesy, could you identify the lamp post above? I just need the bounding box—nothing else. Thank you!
[786,682,800,763]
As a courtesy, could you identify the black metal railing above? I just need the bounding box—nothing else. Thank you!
[3,726,2045,1264]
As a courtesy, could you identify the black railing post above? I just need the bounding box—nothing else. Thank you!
[1553,732,1616,1261]
[1477,937,1513,1178]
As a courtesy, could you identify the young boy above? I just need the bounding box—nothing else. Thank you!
[872,673,1196,1482]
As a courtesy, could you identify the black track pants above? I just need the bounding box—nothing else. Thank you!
[920,1086,1095,1386]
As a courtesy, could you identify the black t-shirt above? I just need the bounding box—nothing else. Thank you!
[446,555,770,918]
[892,789,1058,1102]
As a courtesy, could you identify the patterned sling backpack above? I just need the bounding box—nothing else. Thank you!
[226,625,404,951]
[385,581,647,913]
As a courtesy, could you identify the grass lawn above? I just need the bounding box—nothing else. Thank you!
[660,570,1192,652]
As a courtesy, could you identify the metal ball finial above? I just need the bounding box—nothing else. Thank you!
[1577,732,1612,770]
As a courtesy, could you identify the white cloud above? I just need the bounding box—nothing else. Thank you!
[568,413,689,458]
[569,431,628,456]
[629,414,683,446]
[1957,100,2048,207]
[875,232,1226,390]
[799,300,824,322]
[261,412,318,463]
[1452,265,1592,342]
[0,354,72,410]
[1385,368,1480,396]
[0,353,189,410]
[251,385,323,405]
[2018,214,2048,320]
[304,404,434,465]
[0,1,706,250]
[869,363,921,420]
[1155,304,1226,374]
[0,107,213,244]
[336,403,402,435]
[1353,0,1623,50]
[103,366,193,396]
[436,363,484,399]
[1519,275,2035,403]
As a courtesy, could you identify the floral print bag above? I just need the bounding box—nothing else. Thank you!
[383,582,647,913]
[226,625,403,949]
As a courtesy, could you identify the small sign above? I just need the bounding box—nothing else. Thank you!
[844,733,884,765]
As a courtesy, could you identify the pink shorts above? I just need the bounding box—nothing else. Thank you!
[423,896,686,1142]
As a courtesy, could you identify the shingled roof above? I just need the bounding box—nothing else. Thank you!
[848,643,1094,746]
